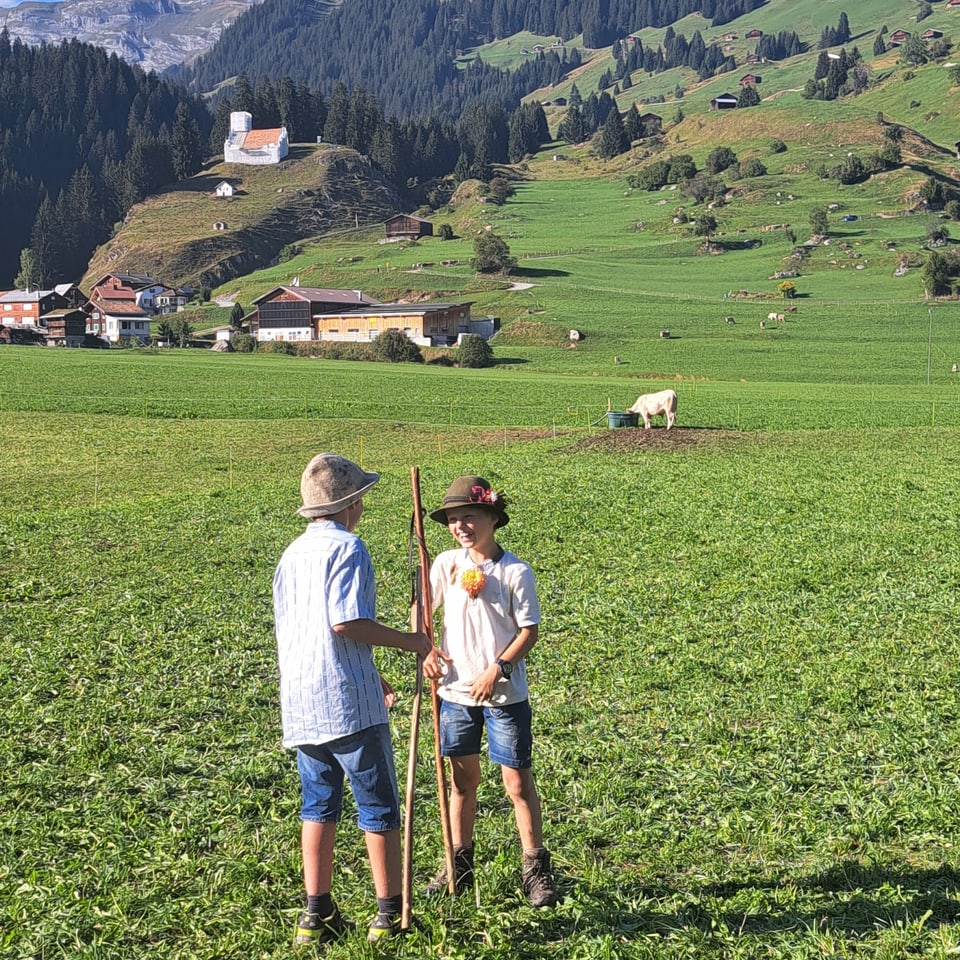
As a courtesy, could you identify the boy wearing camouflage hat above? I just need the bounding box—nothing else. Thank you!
[274,453,432,945]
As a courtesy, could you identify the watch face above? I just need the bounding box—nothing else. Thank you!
[499,659,513,678]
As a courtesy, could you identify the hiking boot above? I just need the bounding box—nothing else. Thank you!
[423,845,474,897]
[366,912,402,942]
[521,848,558,908]
[294,906,354,946]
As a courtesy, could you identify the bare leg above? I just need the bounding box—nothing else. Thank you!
[501,766,543,851]
[448,755,482,848]
[302,820,337,895]
[364,828,402,899]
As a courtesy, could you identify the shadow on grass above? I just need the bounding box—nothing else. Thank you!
[491,357,530,366]
[535,861,960,948]
[511,266,570,279]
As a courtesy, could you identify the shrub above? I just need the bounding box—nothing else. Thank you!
[438,223,454,240]
[770,139,787,154]
[231,333,257,353]
[740,158,767,178]
[457,334,494,368]
[371,329,423,363]
[260,340,296,355]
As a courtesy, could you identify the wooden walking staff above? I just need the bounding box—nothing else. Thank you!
[402,468,456,931]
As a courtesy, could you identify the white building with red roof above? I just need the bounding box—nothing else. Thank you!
[224,112,289,165]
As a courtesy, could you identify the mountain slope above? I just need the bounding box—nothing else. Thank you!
[0,0,263,74]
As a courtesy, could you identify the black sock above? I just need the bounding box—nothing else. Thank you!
[377,895,402,918]
[306,893,334,916]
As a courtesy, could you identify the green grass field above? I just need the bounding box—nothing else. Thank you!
[4,342,960,959]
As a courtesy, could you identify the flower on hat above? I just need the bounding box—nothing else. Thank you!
[460,567,486,599]
[470,484,499,505]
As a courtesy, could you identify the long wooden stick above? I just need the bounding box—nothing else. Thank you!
[411,467,456,895]
[401,572,425,931]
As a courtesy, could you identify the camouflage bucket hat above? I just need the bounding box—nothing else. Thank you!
[297,453,379,518]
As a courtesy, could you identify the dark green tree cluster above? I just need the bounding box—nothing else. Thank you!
[802,47,865,101]
[818,12,851,49]
[755,31,804,62]
[611,27,735,87]
[0,28,210,286]
[627,154,699,191]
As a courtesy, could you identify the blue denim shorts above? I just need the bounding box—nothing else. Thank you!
[296,723,400,832]
[439,699,533,769]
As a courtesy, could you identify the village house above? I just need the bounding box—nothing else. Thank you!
[744,53,765,65]
[215,180,236,198]
[84,274,160,344]
[0,283,86,330]
[740,73,762,86]
[922,28,944,40]
[384,214,434,241]
[745,28,763,40]
[224,111,289,165]
[710,93,739,110]
[246,285,489,347]
[639,112,663,137]
[887,29,911,47]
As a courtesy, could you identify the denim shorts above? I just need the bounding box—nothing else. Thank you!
[296,723,400,832]
[439,699,533,769]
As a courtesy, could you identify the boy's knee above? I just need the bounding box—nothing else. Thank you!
[502,767,535,802]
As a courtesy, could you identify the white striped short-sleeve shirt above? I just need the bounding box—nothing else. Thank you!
[274,520,387,748]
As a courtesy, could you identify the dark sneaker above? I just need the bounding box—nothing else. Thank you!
[522,848,558,908]
[366,912,402,942]
[294,906,354,946]
[423,845,474,897]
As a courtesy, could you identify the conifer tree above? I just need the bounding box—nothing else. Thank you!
[595,106,629,160]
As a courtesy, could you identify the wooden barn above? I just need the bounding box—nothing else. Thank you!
[384,214,434,240]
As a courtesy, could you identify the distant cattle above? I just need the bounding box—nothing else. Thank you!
[628,389,677,430]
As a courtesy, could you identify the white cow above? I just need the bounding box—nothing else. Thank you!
[628,389,677,430]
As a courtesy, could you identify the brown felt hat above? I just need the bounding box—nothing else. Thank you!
[297,453,379,518]
[429,475,509,528]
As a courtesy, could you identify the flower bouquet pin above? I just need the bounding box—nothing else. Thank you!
[460,567,486,599]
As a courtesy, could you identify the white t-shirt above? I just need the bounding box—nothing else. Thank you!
[430,547,540,706]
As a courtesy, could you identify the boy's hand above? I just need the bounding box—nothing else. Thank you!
[423,647,453,679]
[469,663,500,703]
[380,675,396,709]
[408,631,432,658]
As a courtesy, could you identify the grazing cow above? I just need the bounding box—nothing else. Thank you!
[628,389,678,430]
[776,313,785,322]
[759,320,766,330]
[767,311,779,322]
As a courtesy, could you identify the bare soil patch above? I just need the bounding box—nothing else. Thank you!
[570,427,749,453]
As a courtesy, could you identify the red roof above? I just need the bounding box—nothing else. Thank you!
[238,128,284,148]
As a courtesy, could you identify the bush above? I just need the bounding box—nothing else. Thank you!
[371,329,424,363]
[260,340,296,355]
[438,223,454,240]
[770,139,787,154]
[457,334,494,368]
[740,158,767,178]
[231,333,257,353]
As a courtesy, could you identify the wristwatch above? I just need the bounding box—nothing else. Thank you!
[495,658,513,679]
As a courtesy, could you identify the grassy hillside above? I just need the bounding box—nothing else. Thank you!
[81,144,402,291]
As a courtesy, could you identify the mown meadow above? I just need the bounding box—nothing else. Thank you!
[3,339,960,960]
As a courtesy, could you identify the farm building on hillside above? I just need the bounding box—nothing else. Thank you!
[246,284,489,347]
[710,93,738,110]
[215,180,236,197]
[745,28,763,40]
[385,214,434,241]
[224,112,289,165]
[740,73,762,86]
[639,113,663,136]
